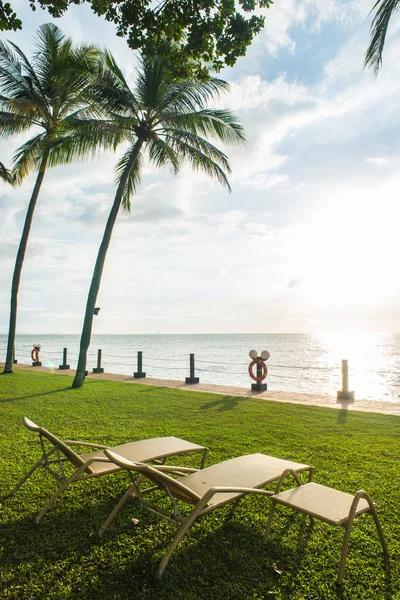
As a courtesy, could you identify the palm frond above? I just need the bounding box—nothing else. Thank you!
[87,50,141,119]
[7,40,47,106]
[153,78,231,120]
[162,109,245,145]
[46,116,128,166]
[167,135,232,191]
[0,40,38,102]
[115,145,144,211]
[0,161,15,185]
[147,136,181,174]
[365,0,400,74]
[0,109,37,138]
[11,132,47,182]
[31,23,66,88]
[166,129,232,173]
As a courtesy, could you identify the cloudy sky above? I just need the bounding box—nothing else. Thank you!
[0,0,399,335]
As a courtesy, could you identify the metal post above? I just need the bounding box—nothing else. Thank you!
[93,349,104,374]
[13,345,17,364]
[58,348,70,370]
[134,351,146,378]
[185,353,199,384]
[336,359,354,401]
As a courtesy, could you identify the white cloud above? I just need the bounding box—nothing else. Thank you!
[1,1,400,334]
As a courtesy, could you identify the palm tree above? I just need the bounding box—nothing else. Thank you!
[0,23,99,374]
[71,50,245,388]
[365,0,399,73]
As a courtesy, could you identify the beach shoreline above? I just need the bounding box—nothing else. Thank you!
[3,362,400,417]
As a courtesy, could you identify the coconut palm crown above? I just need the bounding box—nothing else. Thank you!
[71,50,245,388]
[365,0,400,73]
[1,23,100,374]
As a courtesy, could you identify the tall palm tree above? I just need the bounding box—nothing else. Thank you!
[71,50,245,388]
[365,0,400,73]
[0,23,99,374]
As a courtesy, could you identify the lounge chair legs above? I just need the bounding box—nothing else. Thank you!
[2,451,56,502]
[156,510,203,578]
[35,467,86,523]
[263,503,276,544]
[99,485,136,536]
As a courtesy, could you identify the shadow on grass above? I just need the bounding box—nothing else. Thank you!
[336,408,349,424]
[1,494,394,600]
[0,387,73,403]
[200,395,246,411]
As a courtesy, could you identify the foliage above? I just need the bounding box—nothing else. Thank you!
[0,1,21,31]
[71,47,245,388]
[365,0,400,73]
[1,369,400,599]
[0,161,14,184]
[0,23,102,375]
[0,0,274,78]
[0,23,101,182]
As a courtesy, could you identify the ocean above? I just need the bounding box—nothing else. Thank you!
[1,333,399,403]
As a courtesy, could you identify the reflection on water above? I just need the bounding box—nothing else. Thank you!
[315,333,400,402]
[1,333,399,402]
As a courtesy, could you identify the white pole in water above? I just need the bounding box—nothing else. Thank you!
[337,359,355,401]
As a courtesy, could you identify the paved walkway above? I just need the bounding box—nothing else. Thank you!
[4,362,400,417]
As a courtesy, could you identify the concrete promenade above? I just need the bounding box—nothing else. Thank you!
[4,362,400,417]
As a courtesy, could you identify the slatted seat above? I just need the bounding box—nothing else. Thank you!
[101,450,314,579]
[264,471,389,585]
[3,417,208,524]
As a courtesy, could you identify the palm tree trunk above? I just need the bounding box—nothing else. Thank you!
[2,153,49,374]
[72,139,144,389]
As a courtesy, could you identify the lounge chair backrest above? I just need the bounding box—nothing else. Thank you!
[23,417,86,468]
[105,449,202,503]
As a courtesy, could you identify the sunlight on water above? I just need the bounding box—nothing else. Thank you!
[1,333,399,402]
[315,333,400,402]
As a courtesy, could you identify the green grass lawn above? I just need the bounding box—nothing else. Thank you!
[1,370,399,600]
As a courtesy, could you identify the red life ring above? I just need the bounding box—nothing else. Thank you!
[248,359,267,382]
[31,348,39,362]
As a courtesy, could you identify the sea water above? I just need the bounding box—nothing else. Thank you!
[1,333,399,402]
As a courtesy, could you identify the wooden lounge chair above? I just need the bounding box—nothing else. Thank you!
[3,417,208,523]
[263,469,389,585]
[101,450,314,579]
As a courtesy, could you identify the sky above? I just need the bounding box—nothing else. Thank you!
[0,0,399,335]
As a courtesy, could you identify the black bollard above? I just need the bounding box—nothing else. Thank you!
[185,353,199,384]
[134,351,146,378]
[58,347,70,370]
[93,349,104,374]
[13,345,17,364]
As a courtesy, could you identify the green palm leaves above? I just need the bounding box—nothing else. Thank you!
[1,23,244,385]
[365,0,400,73]
[1,23,101,374]
[72,50,244,387]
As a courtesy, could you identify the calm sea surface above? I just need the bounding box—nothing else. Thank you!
[1,333,399,403]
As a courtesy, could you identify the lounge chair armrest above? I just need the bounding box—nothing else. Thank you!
[347,490,375,520]
[200,486,274,507]
[152,465,199,474]
[273,468,303,494]
[63,440,109,449]
[208,486,274,496]
[83,456,111,466]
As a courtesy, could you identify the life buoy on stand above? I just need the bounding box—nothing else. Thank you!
[31,348,39,362]
[248,358,268,382]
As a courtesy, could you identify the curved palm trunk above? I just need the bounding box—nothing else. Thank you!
[72,139,144,389]
[3,153,49,374]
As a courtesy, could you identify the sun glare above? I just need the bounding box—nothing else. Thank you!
[290,187,400,310]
